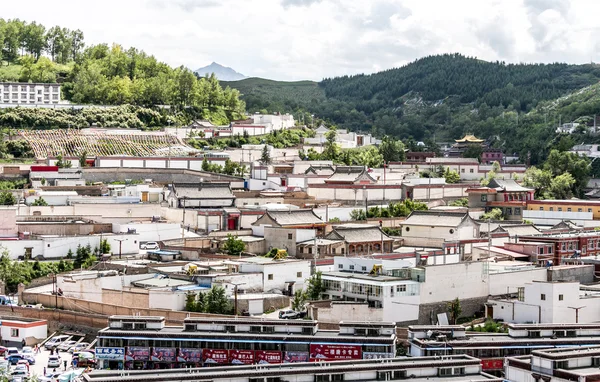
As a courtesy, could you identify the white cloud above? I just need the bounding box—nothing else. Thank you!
[2,0,600,81]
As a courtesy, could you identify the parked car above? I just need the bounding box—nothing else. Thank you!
[47,355,61,368]
[20,347,33,357]
[4,348,18,359]
[44,335,70,350]
[68,342,90,354]
[7,354,34,366]
[57,340,77,352]
[8,366,28,382]
[141,242,159,250]
[0,346,8,357]
[278,309,300,319]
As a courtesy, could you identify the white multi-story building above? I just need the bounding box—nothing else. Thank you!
[488,280,600,324]
[506,346,600,382]
[0,82,61,104]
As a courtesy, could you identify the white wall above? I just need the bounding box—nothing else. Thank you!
[239,260,311,292]
[488,268,547,296]
[58,273,151,302]
[148,289,187,311]
[0,233,140,259]
[1,321,47,343]
[306,186,403,202]
[0,208,17,237]
[420,262,488,304]
[401,224,478,241]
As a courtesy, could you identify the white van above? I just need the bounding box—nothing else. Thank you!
[44,335,70,350]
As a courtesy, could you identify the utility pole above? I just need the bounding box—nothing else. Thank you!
[181,197,186,240]
[230,282,246,316]
[568,306,586,323]
[115,239,127,260]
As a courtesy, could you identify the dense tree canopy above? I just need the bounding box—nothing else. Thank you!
[0,18,246,124]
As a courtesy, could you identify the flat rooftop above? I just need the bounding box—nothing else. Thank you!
[83,355,495,382]
[322,271,410,282]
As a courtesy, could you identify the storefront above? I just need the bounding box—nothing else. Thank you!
[96,347,124,370]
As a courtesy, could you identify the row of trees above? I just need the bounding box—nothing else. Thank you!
[298,128,406,168]
[185,286,232,315]
[0,19,84,62]
[0,249,74,293]
[67,44,245,112]
[350,200,428,221]
[522,149,591,199]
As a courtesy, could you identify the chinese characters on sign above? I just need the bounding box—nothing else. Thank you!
[255,350,282,364]
[203,349,229,364]
[96,347,125,360]
[309,344,361,361]
[229,349,255,365]
[151,348,176,362]
[177,348,202,363]
[125,347,150,361]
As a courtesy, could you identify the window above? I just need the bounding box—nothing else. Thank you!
[297,272,302,278]
[362,266,367,271]
[541,294,546,301]
[539,207,544,211]
[558,207,562,212]
[555,361,568,370]
[469,169,474,173]
[559,294,564,301]
[461,168,465,173]
[268,274,273,280]
[515,208,521,215]
[349,265,354,270]
[287,233,293,240]
[550,207,554,211]
[517,287,524,302]
[506,208,512,215]
[405,227,410,232]
[578,208,583,212]
[10,328,18,337]
[567,208,572,212]
[397,285,406,292]
[589,208,593,213]
[338,264,343,269]
[481,195,488,202]
[52,94,58,100]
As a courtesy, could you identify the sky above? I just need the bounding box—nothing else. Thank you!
[3,0,600,81]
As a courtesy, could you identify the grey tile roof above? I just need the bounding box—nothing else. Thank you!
[488,179,533,192]
[497,224,541,237]
[173,183,234,199]
[426,157,479,164]
[403,210,471,227]
[325,224,392,243]
[325,166,375,183]
[263,209,324,226]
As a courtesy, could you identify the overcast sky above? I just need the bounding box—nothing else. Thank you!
[3,0,600,81]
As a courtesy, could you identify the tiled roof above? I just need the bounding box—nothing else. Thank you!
[426,157,479,164]
[488,179,533,192]
[493,224,541,237]
[403,210,471,227]
[173,183,234,199]
[262,209,324,226]
[325,224,392,243]
[325,166,375,183]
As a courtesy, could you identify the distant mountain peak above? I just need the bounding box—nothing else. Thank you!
[194,62,247,82]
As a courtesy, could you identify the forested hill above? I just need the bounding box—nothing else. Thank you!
[226,54,600,164]
[320,54,600,107]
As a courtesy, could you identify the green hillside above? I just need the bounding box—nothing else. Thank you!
[221,77,325,113]
[226,54,600,164]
